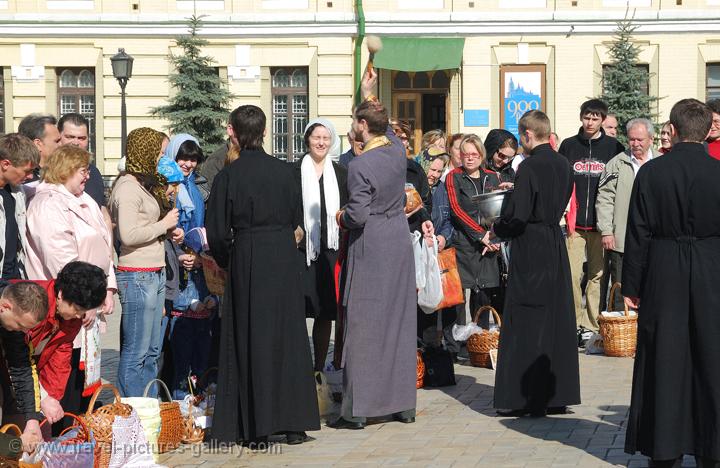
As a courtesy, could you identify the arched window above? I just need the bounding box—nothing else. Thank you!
[78,70,94,88]
[290,69,308,88]
[393,71,411,89]
[272,69,290,88]
[59,69,77,88]
[413,72,430,88]
[432,70,450,89]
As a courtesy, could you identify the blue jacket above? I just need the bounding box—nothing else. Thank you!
[173,171,212,313]
[431,182,454,244]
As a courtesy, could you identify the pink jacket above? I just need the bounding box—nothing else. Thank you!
[24,182,116,289]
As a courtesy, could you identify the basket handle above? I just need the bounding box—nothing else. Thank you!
[0,423,22,436]
[143,378,173,401]
[39,412,91,443]
[608,282,631,316]
[473,305,502,329]
[85,383,122,416]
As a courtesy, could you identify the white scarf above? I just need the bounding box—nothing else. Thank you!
[301,154,340,266]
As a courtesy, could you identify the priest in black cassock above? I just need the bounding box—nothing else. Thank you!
[491,110,580,417]
[206,105,320,447]
[623,99,720,467]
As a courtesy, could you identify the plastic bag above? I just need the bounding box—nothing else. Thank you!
[26,427,95,468]
[315,372,333,420]
[418,235,444,314]
[323,363,343,401]
[411,231,426,289]
[585,333,605,355]
[452,322,484,342]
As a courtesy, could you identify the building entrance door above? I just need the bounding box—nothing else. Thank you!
[389,70,452,155]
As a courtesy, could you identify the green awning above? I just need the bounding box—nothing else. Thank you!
[372,37,465,72]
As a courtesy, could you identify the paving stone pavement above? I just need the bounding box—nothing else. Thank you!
[100,311,696,467]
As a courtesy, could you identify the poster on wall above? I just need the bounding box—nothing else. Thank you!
[500,65,546,144]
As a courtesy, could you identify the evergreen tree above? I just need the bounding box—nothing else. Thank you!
[151,15,235,151]
[600,16,658,145]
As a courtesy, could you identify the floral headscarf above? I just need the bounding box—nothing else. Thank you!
[126,127,170,216]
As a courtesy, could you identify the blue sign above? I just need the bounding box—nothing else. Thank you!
[504,76,542,142]
[464,109,489,127]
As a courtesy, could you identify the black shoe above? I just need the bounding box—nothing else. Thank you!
[327,417,365,430]
[393,414,415,424]
[284,431,311,445]
[547,406,570,415]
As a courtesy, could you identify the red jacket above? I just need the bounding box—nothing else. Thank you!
[22,280,82,401]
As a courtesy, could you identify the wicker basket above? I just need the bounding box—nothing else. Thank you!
[416,350,425,389]
[598,282,637,357]
[143,379,185,453]
[200,253,226,296]
[467,305,502,368]
[81,384,133,468]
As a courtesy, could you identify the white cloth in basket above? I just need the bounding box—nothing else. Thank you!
[109,409,165,468]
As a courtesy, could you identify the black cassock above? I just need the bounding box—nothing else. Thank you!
[206,149,320,442]
[493,143,580,411]
[623,142,720,460]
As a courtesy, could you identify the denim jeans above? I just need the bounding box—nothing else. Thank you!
[116,269,166,397]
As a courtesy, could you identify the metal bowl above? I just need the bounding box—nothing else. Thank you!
[475,190,511,228]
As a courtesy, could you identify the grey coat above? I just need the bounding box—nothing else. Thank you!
[595,148,660,253]
[340,131,417,418]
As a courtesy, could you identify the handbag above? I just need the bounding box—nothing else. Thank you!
[436,247,464,309]
[420,346,456,387]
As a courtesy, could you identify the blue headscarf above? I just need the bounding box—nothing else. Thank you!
[165,134,205,232]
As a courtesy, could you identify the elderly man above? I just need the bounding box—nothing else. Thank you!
[596,118,659,311]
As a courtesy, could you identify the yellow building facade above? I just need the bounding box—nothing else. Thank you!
[1,0,719,173]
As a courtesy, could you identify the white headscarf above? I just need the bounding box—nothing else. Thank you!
[301,118,341,266]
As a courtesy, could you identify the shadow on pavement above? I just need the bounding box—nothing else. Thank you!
[433,369,644,466]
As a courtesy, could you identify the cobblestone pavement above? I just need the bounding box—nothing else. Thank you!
[101,311,694,467]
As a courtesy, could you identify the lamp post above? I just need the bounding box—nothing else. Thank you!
[110,48,134,158]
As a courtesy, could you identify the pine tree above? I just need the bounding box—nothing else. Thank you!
[151,15,235,151]
[600,15,658,145]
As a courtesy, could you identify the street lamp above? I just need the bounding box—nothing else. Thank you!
[110,48,134,158]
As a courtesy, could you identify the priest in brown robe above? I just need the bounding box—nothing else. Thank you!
[330,69,430,429]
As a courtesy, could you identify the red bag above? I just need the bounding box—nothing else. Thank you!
[436,247,464,309]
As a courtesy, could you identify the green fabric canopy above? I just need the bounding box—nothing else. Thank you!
[372,37,465,72]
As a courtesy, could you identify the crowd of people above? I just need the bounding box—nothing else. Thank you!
[0,64,719,468]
